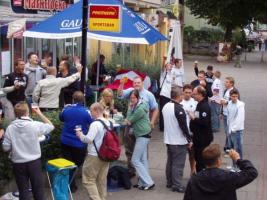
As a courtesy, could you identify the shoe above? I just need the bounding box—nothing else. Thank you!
[172,186,186,193]
[166,184,172,188]
[133,184,140,188]
[139,184,155,191]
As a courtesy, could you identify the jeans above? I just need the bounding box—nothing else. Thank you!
[223,115,230,149]
[82,155,109,200]
[229,130,243,159]
[210,101,221,132]
[166,144,187,188]
[131,137,154,187]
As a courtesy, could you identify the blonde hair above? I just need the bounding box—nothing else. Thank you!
[99,88,114,109]
[214,71,221,79]
[14,102,29,118]
[90,102,104,115]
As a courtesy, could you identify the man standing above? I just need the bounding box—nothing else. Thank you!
[221,77,239,152]
[91,54,107,86]
[3,58,28,106]
[194,65,214,97]
[2,102,54,200]
[162,86,192,193]
[227,89,245,159]
[59,91,93,192]
[32,66,82,111]
[189,86,213,172]
[76,103,110,200]
[57,60,79,107]
[184,144,258,200]
[181,84,197,175]
[117,76,158,175]
[24,52,46,103]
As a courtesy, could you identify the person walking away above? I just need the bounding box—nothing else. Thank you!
[2,102,54,200]
[227,89,245,163]
[183,143,258,200]
[189,86,213,172]
[233,45,242,68]
[209,71,223,132]
[181,84,197,175]
[59,91,93,192]
[162,86,192,193]
[125,90,155,190]
[76,103,111,200]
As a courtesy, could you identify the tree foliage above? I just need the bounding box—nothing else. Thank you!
[185,0,267,41]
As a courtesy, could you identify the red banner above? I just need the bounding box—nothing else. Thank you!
[90,5,120,19]
[24,0,68,11]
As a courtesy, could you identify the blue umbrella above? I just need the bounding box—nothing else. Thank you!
[23,0,167,45]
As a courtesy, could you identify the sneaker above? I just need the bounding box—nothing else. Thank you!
[166,184,172,188]
[172,186,186,193]
[139,184,155,191]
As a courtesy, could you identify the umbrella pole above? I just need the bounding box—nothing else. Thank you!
[96,40,101,88]
[80,0,89,92]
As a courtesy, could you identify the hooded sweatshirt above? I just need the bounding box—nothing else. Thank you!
[2,117,54,163]
[183,159,258,200]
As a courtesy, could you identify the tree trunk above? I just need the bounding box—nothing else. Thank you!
[224,25,233,42]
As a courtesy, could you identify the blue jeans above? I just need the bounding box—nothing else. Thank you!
[223,115,230,149]
[229,130,243,159]
[210,102,221,132]
[131,137,154,187]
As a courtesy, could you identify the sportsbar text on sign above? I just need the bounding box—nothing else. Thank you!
[89,5,121,32]
[24,0,68,11]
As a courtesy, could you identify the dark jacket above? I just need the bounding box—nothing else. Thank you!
[194,68,213,97]
[183,159,258,200]
[190,98,213,147]
[3,72,28,106]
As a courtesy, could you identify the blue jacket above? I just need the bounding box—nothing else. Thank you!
[59,103,93,148]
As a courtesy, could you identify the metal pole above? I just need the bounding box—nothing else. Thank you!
[96,40,101,87]
[80,0,88,92]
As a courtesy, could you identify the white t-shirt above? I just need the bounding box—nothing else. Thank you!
[170,67,185,87]
[80,117,111,156]
[160,69,173,98]
[162,102,188,145]
[210,78,223,102]
[181,98,197,131]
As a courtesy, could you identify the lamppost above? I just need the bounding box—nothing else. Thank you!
[80,0,88,91]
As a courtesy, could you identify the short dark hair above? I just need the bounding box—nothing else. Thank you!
[196,86,207,97]
[27,52,37,60]
[73,91,85,104]
[100,54,105,60]
[207,65,213,71]
[61,60,71,71]
[14,58,24,67]
[129,89,140,99]
[171,86,182,99]
[202,143,221,166]
[198,70,206,76]
[183,84,193,91]
[230,88,239,96]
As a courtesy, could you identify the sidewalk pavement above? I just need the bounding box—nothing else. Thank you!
[45,51,267,200]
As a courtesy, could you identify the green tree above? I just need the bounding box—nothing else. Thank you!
[185,0,267,41]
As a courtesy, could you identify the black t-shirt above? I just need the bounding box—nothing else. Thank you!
[3,72,28,106]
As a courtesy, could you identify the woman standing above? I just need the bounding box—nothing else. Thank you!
[125,89,155,190]
[99,88,117,118]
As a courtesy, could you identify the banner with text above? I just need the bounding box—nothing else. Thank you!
[89,5,121,32]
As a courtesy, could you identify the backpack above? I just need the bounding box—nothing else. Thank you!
[93,119,121,162]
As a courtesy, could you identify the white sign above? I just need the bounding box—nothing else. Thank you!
[1,51,11,76]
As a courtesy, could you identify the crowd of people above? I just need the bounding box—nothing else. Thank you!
[0,52,258,200]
